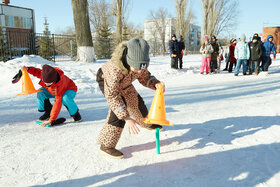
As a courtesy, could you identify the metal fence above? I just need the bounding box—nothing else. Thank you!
[0,30,77,62]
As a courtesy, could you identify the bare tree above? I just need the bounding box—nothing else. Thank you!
[126,23,144,39]
[145,21,160,56]
[201,0,238,38]
[149,8,170,53]
[88,0,113,33]
[115,0,122,44]
[71,0,96,62]
[111,0,130,44]
[175,0,194,38]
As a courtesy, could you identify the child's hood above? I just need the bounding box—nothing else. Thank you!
[111,41,129,74]
[267,35,273,41]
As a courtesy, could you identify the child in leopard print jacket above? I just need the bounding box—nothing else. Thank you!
[96,38,164,159]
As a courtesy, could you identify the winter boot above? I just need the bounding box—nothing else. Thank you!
[100,145,124,159]
[72,111,82,122]
[39,99,52,120]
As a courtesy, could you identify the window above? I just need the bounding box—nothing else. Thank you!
[14,16,23,28]
[23,18,32,29]
[23,17,26,28]
[5,15,14,27]
[26,18,31,29]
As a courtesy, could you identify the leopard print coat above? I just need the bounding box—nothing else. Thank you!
[101,42,160,121]
[97,42,161,148]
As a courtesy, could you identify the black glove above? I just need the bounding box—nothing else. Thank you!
[12,69,22,84]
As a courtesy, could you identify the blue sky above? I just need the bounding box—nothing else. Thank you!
[11,0,280,39]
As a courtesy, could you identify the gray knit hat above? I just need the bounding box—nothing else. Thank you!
[126,37,150,70]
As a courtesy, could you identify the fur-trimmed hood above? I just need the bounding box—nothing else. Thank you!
[111,41,129,74]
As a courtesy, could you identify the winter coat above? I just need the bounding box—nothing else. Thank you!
[178,41,185,52]
[169,39,179,55]
[229,43,237,63]
[200,43,214,58]
[28,67,77,122]
[101,42,160,120]
[262,35,276,57]
[211,42,219,60]
[218,46,224,60]
[249,41,262,61]
[234,41,250,60]
[224,46,230,63]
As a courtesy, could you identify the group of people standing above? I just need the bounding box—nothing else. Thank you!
[169,34,185,69]
[200,33,277,76]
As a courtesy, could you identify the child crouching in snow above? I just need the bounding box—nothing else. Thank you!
[12,64,82,126]
[200,35,214,74]
[96,37,164,159]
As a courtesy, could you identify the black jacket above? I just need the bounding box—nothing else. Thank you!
[169,39,179,55]
[249,42,262,61]
[178,41,185,52]
[211,42,219,60]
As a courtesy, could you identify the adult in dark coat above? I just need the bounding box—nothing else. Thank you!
[248,33,263,71]
[177,35,185,69]
[210,35,219,73]
[169,34,179,69]
[249,36,262,75]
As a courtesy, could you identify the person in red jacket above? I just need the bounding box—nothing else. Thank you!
[228,38,237,73]
[12,64,82,126]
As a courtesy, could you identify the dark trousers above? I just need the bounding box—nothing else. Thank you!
[210,60,217,72]
[178,53,183,69]
[171,56,179,69]
[262,56,272,71]
[224,61,229,70]
[249,60,260,73]
[228,62,236,73]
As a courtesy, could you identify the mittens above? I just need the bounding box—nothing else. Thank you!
[12,70,22,84]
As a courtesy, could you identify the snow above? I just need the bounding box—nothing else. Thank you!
[1,54,280,186]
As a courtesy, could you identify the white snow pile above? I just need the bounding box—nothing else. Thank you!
[1,54,280,187]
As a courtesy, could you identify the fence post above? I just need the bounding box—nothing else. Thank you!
[18,41,21,57]
[7,31,12,60]
[52,34,55,63]
[70,39,73,58]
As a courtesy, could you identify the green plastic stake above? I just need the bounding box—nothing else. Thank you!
[35,120,51,127]
[156,128,160,154]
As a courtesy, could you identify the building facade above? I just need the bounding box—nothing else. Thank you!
[0,2,36,57]
[144,18,201,54]
[185,24,201,52]
[0,3,35,32]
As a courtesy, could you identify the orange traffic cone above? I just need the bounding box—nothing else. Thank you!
[142,83,173,126]
[16,67,42,96]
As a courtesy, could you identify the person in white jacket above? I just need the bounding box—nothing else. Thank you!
[234,33,250,76]
[217,41,224,73]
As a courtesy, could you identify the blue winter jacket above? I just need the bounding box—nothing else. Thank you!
[234,41,250,60]
[262,35,276,57]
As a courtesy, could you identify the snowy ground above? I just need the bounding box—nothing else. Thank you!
[1,54,280,187]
